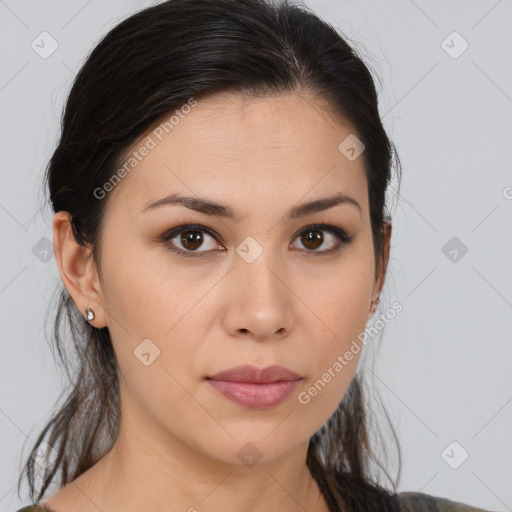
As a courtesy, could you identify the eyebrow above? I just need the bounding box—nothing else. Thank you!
[140,192,361,221]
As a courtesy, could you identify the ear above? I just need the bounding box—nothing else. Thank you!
[369,220,392,317]
[53,211,107,328]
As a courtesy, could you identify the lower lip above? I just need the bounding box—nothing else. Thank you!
[207,379,301,409]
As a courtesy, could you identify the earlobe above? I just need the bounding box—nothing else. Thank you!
[53,211,106,327]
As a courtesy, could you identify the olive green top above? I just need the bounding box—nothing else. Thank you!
[397,491,494,511]
[13,491,495,511]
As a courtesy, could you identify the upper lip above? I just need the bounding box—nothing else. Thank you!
[207,365,302,383]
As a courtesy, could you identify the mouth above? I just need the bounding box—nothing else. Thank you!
[207,364,302,383]
[206,364,303,409]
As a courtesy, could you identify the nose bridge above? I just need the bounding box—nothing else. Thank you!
[223,239,294,338]
[237,240,287,302]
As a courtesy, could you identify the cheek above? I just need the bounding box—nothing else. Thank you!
[99,232,204,338]
[98,243,205,431]
[98,235,213,396]
[301,249,375,343]
[294,302,365,433]
[295,251,374,415]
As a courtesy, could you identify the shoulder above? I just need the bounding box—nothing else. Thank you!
[13,505,55,512]
[396,491,496,512]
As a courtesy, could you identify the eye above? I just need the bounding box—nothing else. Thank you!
[160,223,353,259]
[162,224,223,258]
[291,224,353,256]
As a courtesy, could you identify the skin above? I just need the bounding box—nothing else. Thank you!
[46,91,391,512]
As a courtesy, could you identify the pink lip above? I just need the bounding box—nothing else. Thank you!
[206,365,303,409]
[208,364,302,383]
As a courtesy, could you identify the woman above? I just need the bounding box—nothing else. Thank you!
[14,0,493,510]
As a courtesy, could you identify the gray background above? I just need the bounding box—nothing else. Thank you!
[1,0,511,510]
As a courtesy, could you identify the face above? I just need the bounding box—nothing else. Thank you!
[65,91,387,468]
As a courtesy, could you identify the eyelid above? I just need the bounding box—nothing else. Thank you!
[160,222,353,258]
[160,224,222,258]
[291,223,354,258]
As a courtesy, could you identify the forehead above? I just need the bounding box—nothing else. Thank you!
[105,91,368,220]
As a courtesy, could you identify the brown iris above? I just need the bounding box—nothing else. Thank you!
[177,227,327,252]
[301,229,323,250]
[179,230,204,250]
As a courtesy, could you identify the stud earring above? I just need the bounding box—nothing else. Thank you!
[85,308,95,323]
[370,298,379,313]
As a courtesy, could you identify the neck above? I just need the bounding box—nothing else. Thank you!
[47,380,329,512]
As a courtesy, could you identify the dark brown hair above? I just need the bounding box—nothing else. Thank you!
[17,0,403,510]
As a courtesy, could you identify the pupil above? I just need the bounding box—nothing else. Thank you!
[304,230,322,250]
[182,231,203,250]
[178,229,325,252]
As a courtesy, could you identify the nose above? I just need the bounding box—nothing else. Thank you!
[221,252,295,341]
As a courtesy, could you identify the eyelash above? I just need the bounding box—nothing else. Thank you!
[160,223,353,259]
